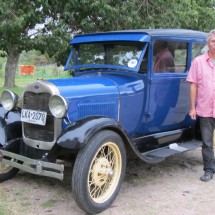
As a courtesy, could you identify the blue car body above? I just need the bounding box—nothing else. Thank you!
[49,29,206,148]
[1,29,207,158]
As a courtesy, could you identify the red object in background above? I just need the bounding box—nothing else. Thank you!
[20,65,35,75]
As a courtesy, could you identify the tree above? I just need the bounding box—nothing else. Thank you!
[0,0,143,87]
[0,0,71,87]
[1,0,215,87]
[56,0,215,32]
[45,0,215,67]
[134,0,215,31]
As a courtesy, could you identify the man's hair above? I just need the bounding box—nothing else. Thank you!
[207,29,215,42]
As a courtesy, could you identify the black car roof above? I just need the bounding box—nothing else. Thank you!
[71,29,207,44]
[112,29,207,39]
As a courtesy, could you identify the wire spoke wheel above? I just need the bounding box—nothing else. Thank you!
[72,130,126,214]
[88,142,122,203]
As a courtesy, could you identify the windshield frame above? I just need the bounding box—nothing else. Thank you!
[64,42,148,73]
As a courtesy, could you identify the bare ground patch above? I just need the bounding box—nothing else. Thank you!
[1,148,215,215]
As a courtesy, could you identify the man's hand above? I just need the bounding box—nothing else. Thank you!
[189,108,197,120]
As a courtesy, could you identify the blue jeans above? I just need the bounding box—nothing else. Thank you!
[200,117,215,173]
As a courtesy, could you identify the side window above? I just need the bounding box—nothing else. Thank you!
[153,40,188,73]
[192,43,207,60]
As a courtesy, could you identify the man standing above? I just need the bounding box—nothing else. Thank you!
[187,29,215,182]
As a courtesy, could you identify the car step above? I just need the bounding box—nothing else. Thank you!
[141,140,202,164]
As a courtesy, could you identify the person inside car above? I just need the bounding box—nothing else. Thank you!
[153,41,175,73]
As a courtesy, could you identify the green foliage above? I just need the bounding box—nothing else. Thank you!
[157,0,215,31]
[0,1,43,52]
[56,0,215,33]
[1,0,214,65]
[53,0,142,32]
[0,0,215,86]
[0,0,72,65]
[20,50,52,65]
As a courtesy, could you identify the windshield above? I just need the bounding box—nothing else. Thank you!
[66,42,145,70]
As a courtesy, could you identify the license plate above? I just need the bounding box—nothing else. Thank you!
[21,109,47,126]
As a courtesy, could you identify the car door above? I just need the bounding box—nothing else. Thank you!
[144,39,192,133]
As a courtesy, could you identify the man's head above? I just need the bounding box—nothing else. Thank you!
[207,29,215,42]
[153,41,168,55]
[207,29,215,55]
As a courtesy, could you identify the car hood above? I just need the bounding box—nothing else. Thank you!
[47,76,119,99]
[47,73,144,126]
[47,72,144,99]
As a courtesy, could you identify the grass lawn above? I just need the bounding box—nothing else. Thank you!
[0,76,36,96]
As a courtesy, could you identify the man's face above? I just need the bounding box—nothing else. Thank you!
[207,34,215,54]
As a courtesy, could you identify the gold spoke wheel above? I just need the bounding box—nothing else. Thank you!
[88,142,122,204]
[72,130,126,214]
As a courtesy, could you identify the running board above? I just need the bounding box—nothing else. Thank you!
[141,140,202,164]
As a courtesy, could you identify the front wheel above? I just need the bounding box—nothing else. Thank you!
[0,158,19,182]
[72,130,126,214]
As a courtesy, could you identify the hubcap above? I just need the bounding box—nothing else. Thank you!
[91,157,112,187]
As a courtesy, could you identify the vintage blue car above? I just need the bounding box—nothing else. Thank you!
[0,29,207,214]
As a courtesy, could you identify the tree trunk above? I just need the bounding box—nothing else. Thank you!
[4,47,20,87]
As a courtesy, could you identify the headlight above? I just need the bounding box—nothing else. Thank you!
[49,95,68,118]
[1,90,19,111]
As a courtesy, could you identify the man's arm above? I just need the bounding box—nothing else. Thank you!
[189,83,197,120]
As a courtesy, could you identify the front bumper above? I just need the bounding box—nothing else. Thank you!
[0,150,64,180]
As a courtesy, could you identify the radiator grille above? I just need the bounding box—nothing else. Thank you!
[23,92,54,142]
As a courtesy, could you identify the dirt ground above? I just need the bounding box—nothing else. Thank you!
[1,147,215,215]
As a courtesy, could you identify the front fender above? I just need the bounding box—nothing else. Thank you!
[57,116,128,150]
[0,106,22,146]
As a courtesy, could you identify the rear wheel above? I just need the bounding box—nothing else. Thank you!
[72,130,126,214]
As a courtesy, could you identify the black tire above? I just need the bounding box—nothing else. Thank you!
[0,158,19,182]
[72,130,126,214]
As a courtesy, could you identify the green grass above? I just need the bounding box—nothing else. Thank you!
[0,86,25,97]
[41,199,58,208]
[0,76,35,96]
[0,207,6,215]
